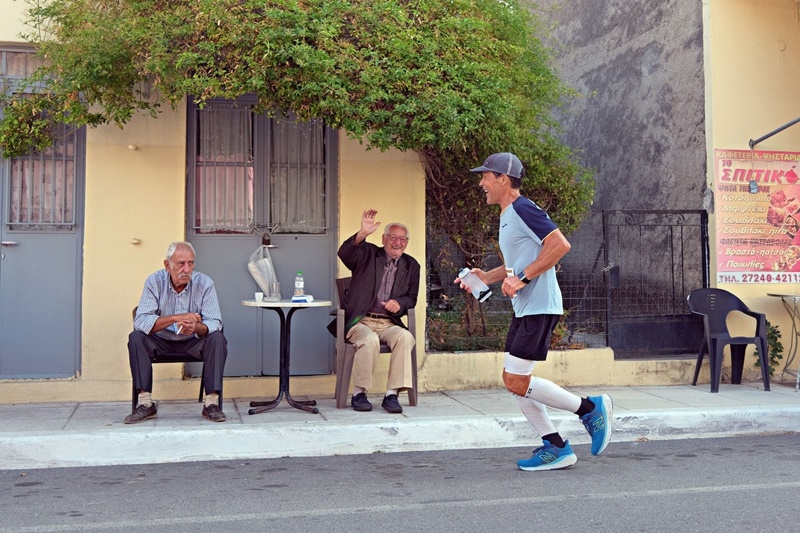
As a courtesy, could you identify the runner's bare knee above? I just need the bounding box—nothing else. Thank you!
[503,370,531,397]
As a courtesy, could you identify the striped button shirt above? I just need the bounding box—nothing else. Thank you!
[133,270,223,340]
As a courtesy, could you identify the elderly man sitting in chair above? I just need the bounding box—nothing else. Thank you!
[335,209,420,413]
[125,241,228,424]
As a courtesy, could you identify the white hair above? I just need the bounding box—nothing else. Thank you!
[165,241,196,261]
[383,223,410,238]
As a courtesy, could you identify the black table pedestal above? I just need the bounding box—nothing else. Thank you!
[249,306,319,415]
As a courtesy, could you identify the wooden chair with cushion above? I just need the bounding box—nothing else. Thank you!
[334,277,418,408]
[130,307,221,411]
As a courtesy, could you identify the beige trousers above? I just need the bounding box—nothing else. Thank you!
[346,316,415,392]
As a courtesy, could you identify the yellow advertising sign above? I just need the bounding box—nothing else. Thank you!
[714,149,800,284]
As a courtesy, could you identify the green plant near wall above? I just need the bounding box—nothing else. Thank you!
[755,320,783,377]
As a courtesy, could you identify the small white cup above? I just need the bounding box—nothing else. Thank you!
[255,292,264,302]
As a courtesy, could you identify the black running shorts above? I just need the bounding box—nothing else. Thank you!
[504,314,562,361]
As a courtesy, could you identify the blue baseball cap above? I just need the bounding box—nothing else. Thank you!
[470,152,524,179]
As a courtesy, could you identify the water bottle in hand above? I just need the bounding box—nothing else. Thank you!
[458,268,492,302]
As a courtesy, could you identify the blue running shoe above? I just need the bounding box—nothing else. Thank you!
[581,394,613,455]
[517,440,577,471]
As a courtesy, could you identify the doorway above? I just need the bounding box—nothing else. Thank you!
[186,98,337,377]
[0,125,85,377]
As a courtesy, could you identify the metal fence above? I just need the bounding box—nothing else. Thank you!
[601,210,707,358]
[426,210,707,355]
[426,214,610,352]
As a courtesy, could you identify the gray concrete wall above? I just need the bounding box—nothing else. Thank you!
[536,0,706,211]
[532,1,708,355]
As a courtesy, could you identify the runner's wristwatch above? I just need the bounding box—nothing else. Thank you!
[518,272,531,284]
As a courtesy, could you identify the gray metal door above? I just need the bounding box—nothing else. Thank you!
[187,99,337,376]
[0,126,84,378]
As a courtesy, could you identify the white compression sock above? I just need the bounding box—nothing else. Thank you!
[504,353,580,415]
[504,353,560,435]
[515,395,557,437]
[525,376,581,413]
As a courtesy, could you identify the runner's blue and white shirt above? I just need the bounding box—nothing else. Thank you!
[499,196,564,317]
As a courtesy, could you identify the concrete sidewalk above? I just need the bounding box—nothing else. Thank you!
[1,382,798,470]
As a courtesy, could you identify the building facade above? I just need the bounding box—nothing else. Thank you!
[0,2,426,402]
[1,1,798,404]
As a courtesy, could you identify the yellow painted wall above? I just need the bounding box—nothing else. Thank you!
[81,106,188,392]
[336,133,426,264]
[704,0,800,380]
[336,133,428,389]
[0,1,26,42]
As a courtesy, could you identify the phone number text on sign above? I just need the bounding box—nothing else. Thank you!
[718,272,800,284]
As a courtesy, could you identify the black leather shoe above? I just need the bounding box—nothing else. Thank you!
[351,392,373,412]
[381,394,403,414]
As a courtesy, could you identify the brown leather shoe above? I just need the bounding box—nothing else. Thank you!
[202,404,226,422]
[124,403,157,424]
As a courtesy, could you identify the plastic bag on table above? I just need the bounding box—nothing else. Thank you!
[247,245,277,294]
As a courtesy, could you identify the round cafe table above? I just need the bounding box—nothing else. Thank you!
[241,299,332,414]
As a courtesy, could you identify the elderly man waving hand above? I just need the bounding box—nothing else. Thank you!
[335,209,420,413]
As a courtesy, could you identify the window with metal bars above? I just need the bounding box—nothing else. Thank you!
[194,103,255,233]
[192,101,327,235]
[7,124,78,231]
[269,114,326,234]
[2,47,78,232]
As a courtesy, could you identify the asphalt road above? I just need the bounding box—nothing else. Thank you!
[2,434,798,532]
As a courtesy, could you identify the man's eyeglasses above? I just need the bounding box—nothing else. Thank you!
[387,235,408,243]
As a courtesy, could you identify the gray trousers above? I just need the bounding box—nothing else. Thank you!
[128,330,227,395]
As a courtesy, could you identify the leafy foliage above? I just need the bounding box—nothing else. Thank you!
[755,321,783,378]
[4,1,585,161]
[1,0,594,343]
[427,306,576,352]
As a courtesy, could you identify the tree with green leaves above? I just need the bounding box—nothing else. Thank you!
[1,0,593,344]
